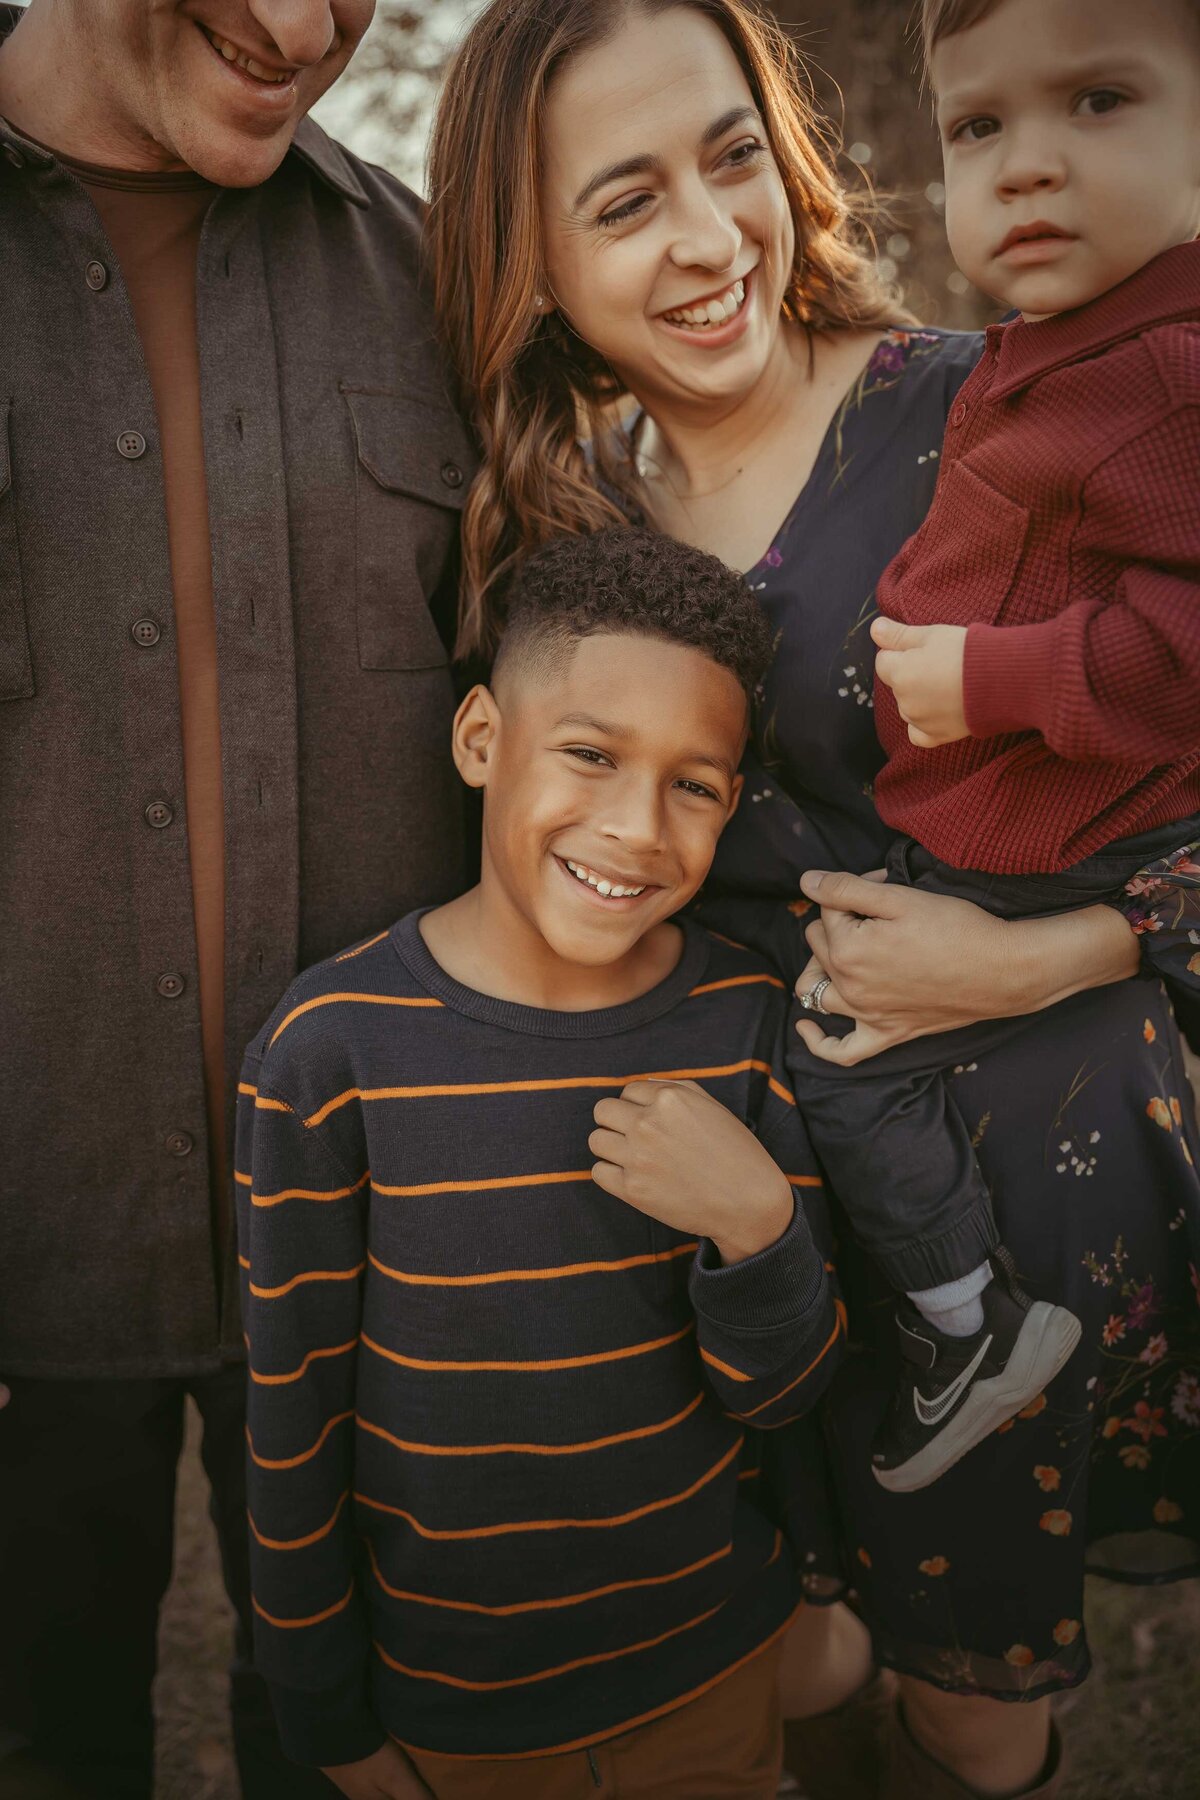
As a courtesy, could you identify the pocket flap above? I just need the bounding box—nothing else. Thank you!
[342,386,476,511]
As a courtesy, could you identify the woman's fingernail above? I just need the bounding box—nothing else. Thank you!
[799,871,827,896]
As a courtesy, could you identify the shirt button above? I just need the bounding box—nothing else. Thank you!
[951,401,969,426]
[86,260,109,292]
[440,461,463,489]
[131,617,161,647]
[145,800,174,830]
[165,1130,194,1157]
[2,146,24,169]
[156,971,186,999]
[117,430,147,459]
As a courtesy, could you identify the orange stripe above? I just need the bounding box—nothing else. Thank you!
[252,1171,370,1208]
[372,1170,592,1200]
[304,1060,776,1128]
[700,1346,752,1384]
[360,1321,693,1374]
[688,974,785,996]
[366,1538,731,1616]
[374,1600,725,1690]
[238,1082,257,1098]
[247,1409,354,1470]
[235,1170,251,1187]
[737,1466,761,1481]
[784,1174,823,1188]
[768,1074,795,1106]
[248,1491,349,1552]
[238,1254,251,1270]
[249,1261,365,1299]
[765,1530,782,1568]
[270,991,443,1047]
[249,1339,357,1385]
[255,1095,292,1114]
[367,1241,697,1289]
[252,1579,354,1630]
[353,1437,742,1540]
[356,1391,705,1459]
[335,929,390,962]
[741,1313,844,1421]
[703,929,749,950]
[393,1604,800,1761]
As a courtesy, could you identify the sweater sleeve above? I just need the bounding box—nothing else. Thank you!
[689,1031,845,1429]
[963,398,1200,761]
[235,1055,385,1769]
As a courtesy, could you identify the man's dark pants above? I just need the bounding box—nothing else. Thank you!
[788,818,1200,1293]
[0,1365,336,1800]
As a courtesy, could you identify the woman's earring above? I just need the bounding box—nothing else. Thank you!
[534,293,545,309]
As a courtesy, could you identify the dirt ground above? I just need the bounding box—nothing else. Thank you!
[153,1418,1200,1800]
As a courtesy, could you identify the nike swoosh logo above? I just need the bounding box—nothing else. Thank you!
[913,1333,994,1427]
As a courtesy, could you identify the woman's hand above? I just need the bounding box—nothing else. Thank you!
[794,869,1141,1066]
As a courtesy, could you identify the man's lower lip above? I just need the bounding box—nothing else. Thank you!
[197,24,299,101]
[657,272,755,349]
[997,236,1075,264]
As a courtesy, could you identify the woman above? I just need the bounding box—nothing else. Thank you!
[427,3,1200,1796]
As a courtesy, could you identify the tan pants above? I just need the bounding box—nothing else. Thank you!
[405,1638,784,1799]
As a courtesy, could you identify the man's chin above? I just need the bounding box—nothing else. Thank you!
[169,117,300,188]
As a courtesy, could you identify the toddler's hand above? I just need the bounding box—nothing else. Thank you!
[589,1080,793,1265]
[871,617,969,746]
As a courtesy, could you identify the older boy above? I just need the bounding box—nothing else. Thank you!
[790,0,1200,1494]
[236,530,845,1799]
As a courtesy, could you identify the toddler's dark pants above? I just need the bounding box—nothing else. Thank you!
[0,1364,336,1800]
[789,818,1200,1295]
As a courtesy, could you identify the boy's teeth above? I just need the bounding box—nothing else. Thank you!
[207,29,292,83]
[564,859,645,898]
[663,278,745,329]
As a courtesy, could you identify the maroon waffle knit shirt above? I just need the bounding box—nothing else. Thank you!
[873,240,1200,875]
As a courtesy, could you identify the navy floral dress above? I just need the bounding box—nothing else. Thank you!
[697,328,1200,1700]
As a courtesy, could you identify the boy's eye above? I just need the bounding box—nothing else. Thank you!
[950,115,999,144]
[1076,89,1125,117]
[675,778,719,800]
[564,745,612,767]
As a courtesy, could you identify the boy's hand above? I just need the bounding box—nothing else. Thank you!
[871,617,969,746]
[590,1080,793,1265]
[321,1743,435,1800]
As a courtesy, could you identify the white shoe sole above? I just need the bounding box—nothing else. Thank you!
[873,1302,1082,1494]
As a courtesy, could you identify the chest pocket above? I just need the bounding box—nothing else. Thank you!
[0,399,34,701]
[343,385,476,671]
[899,457,1030,630]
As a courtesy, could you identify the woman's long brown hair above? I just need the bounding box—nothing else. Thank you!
[428,0,904,660]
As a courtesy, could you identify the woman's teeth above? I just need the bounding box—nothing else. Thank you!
[565,860,646,899]
[662,279,746,330]
[204,28,293,83]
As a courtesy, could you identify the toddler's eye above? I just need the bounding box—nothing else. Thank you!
[951,115,999,144]
[1076,89,1124,117]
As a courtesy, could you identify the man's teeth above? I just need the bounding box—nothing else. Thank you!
[565,860,646,898]
[206,29,292,83]
[663,278,746,329]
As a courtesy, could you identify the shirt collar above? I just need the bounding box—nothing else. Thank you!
[986,239,1200,401]
[0,4,369,210]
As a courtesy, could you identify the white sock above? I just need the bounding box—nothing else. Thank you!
[907,1261,992,1338]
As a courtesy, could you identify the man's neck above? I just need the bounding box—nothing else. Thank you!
[419,884,684,1015]
[0,0,186,170]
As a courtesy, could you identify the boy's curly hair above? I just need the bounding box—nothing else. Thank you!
[494,527,776,700]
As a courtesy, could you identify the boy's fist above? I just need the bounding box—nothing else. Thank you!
[321,1742,435,1800]
[871,617,969,746]
[590,1079,793,1265]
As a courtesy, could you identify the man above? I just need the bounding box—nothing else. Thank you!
[0,3,474,1794]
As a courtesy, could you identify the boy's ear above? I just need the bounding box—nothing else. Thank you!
[725,771,744,822]
[452,684,501,789]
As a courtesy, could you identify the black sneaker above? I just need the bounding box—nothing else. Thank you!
[871,1247,1081,1493]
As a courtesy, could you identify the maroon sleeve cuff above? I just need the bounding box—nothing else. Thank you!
[962,617,1065,739]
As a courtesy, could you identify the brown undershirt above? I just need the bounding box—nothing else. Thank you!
[60,153,228,1246]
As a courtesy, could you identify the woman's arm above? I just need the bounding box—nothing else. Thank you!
[793,870,1139,1067]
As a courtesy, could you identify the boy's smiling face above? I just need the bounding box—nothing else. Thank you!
[933,0,1200,319]
[456,631,746,981]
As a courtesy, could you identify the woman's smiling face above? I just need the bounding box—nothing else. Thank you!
[539,4,794,412]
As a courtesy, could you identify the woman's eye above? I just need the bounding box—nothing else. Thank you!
[723,139,766,171]
[598,193,651,229]
[1076,89,1125,117]
[951,115,999,144]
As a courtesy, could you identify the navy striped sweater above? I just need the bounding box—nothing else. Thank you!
[235,913,844,1766]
